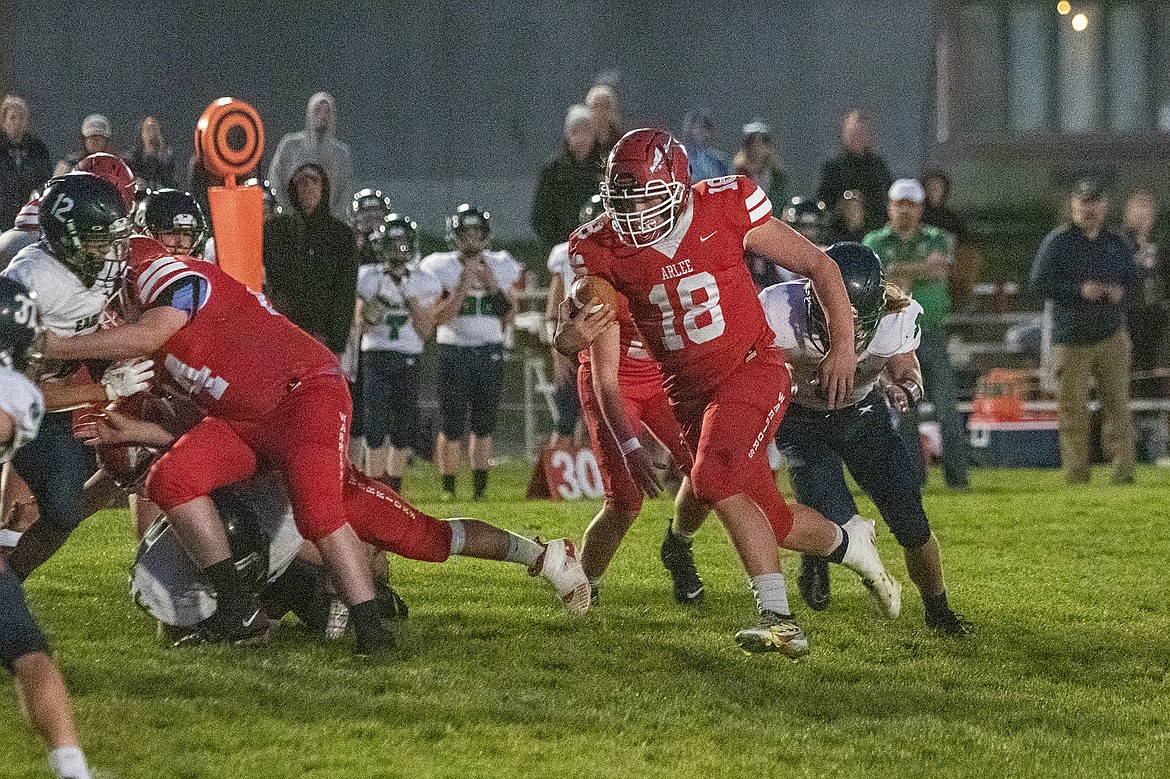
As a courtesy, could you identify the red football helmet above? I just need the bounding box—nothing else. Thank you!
[601,128,691,247]
[76,152,136,212]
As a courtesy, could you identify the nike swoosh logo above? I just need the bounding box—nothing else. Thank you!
[699,232,717,242]
[686,588,704,600]
[241,609,261,628]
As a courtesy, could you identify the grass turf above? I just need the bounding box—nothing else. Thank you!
[3,462,1169,778]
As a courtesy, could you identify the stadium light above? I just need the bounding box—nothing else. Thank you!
[1072,12,1088,30]
[1057,0,1070,14]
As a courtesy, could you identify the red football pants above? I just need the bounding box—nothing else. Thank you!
[578,361,693,512]
[147,373,354,541]
[673,348,794,542]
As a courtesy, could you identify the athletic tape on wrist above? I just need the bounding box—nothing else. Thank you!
[618,437,642,456]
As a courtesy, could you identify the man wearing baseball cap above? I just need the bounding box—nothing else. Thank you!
[863,178,970,490]
[1030,179,1137,484]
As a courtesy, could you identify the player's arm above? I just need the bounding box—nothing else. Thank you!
[406,294,436,341]
[590,324,662,498]
[879,351,924,413]
[83,408,176,448]
[553,297,615,356]
[745,218,857,407]
[45,306,187,361]
[38,381,109,413]
[431,270,473,326]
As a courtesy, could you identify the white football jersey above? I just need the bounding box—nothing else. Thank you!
[759,280,923,411]
[420,249,521,347]
[0,368,45,463]
[547,241,574,300]
[2,240,120,337]
[356,262,442,355]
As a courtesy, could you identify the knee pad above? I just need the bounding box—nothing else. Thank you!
[887,513,932,550]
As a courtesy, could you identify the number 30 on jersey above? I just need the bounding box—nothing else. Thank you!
[649,271,725,350]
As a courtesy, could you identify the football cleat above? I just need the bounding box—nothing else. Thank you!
[927,609,973,637]
[532,538,591,614]
[660,526,704,606]
[173,605,269,648]
[840,515,902,619]
[374,579,409,622]
[797,554,831,611]
[734,610,810,658]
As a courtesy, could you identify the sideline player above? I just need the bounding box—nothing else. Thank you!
[421,204,520,501]
[0,278,97,779]
[354,215,440,492]
[761,242,969,634]
[570,129,899,656]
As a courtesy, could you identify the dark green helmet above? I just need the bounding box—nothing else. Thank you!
[39,172,131,288]
[807,242,886,354]
[139,188,208,257]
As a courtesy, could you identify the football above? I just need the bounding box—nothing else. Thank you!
[569,275,618,314]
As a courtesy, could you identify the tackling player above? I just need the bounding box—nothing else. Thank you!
[570,129,899,656]
[761,242,969,635]
[0,278,97,779]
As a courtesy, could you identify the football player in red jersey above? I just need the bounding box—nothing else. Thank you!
[569,129,900,656]
[43,237,585,654]
[554,284,708,605]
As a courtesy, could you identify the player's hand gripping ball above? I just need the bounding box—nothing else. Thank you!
[569,275,618,315]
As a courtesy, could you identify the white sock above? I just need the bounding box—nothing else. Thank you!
[504,533,544,568]
[49,746,92,779]
[0,528,22,547]
[446,519,467,556]
[750,572,791,616]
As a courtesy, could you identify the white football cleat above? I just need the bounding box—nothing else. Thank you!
[534,538,591,615]
[841,515,902,619]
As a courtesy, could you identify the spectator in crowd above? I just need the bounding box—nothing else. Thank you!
[531,104,600,252]
[268,92,353,219]
[262,162,358,356]
[921,168,967,241]
[865,178,969,489]
[733,120,786,212]
[0,95,52,229]
[817,110,893,232]
[825,189,868,244]
[681,109,731,182]
[1030,179,1137,484]
[1121,191,1169,400]
[586,83,623,159]
[421,205,521,501]
[53,113,114,176]
[127,116,176,191]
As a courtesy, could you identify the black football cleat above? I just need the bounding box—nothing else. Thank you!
[660,526,704,606]
[797,554,831,611]
[173,605,269,648]
[926,609,973,637]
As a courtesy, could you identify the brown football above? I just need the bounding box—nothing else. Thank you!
[569,275,618,314]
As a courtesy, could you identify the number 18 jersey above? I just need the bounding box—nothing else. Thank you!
[569,176,775,402]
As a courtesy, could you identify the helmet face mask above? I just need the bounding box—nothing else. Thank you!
[601,129,691,248]
[375,214,419,274]
[446,204,491,254]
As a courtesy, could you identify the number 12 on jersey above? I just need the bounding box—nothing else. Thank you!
[649,271,725,350]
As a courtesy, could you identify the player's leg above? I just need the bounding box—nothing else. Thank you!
[342,468,590,613]
[360,350,392,480]
[7,413,94,578]
[775,408,859,612]
[1,560,94,779]
[145,417,263,641]
[435,343,467,499]
[260,375,392,654]
[383,352,422,493]
[576,363,645,596]
[467,344,505,500]
[917,331,970,489]
[640,386,709,605]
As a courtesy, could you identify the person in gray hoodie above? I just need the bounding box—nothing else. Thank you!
[267,92,353,219]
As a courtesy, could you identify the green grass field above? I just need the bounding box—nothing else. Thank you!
[3,463,1169,778]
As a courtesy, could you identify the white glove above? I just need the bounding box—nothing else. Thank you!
[102,358,155,401]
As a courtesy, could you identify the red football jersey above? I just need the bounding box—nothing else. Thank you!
[569,175,775,400]
[128,250,339,420]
